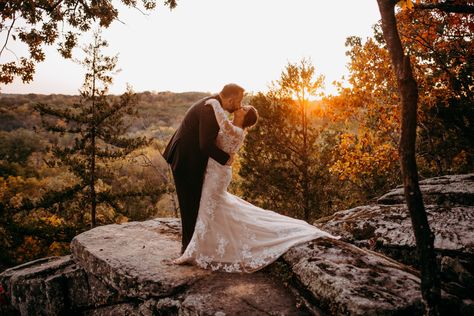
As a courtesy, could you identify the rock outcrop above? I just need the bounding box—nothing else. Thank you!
[1,219,309,315]
[316,173,474,304]
[282,238,426,315]
[1,174,473,315]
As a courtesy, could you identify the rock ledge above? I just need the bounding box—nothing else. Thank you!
[2,173,473,315]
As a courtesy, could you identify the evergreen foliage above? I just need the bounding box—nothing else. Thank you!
[34,31,154,228]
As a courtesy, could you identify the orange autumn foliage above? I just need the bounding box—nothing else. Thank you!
[325,36,401,192]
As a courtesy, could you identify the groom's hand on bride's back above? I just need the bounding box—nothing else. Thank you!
[226,154,235,166]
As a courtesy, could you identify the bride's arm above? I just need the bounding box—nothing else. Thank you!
[207,102,244,140]
[199,104,231,165]
[219,117,244,139]
[205,100,245,159]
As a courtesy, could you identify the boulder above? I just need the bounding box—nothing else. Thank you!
[0,256,75,316]
[282,238,426,315]
[70,218,211,299]
[377,173,474,206]
[316,173,474,299]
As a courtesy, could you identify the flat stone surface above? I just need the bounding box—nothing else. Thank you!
[377,173,474,206]
[69,218,314,314]
[283,237,425,315]
[181,272,310,315]
[1,255,73,281]
[81,298,181,316]
[70,218,211,300]
[316,204,474,254]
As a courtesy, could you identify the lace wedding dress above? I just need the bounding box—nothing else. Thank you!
[174,99,341,273]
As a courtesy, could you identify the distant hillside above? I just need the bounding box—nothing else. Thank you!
[0,91,211,133]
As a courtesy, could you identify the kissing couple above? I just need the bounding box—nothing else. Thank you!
[162,83,340,273]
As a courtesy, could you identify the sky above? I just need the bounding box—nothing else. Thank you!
[1,0,381,96]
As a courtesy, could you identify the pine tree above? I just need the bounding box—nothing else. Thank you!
[35,31,152,228]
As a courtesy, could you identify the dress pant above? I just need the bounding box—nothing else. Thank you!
[172,168,205,254]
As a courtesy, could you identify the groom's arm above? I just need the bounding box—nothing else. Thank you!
[199,104,230,165]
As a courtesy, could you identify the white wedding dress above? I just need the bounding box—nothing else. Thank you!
[174,99,341,273]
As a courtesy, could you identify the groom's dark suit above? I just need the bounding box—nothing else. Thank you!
[162,95,230,253]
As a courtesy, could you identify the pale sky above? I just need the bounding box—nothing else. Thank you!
[1,0,381,96]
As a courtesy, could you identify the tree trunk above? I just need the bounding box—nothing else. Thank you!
[90,125,97,229]
[300,95,311,221]
[90,50,97,229]
[376,1,441,314]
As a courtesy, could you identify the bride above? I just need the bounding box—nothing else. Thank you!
[172,99,341,273]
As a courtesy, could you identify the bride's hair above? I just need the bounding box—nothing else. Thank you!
[243,106,258,129]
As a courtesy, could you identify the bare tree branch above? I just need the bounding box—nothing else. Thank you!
[0,16,16,59]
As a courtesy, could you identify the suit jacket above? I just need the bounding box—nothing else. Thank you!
[162,95,230,175]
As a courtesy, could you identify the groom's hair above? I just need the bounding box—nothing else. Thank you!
[220,83,245,99]
[243,106,258,129]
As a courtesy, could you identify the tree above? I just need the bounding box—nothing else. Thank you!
[376,1,474,314]
[0,0,177,85]
[394,3,474,175]
[239,59,336,221]
[327,36,401,198]
[34,30,154,228]
[328,0,473,195]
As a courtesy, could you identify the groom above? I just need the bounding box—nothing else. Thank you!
[162,83,245,253]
